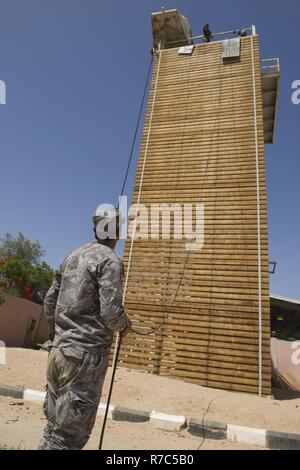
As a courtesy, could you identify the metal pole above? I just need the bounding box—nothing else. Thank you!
[98,333,122,450]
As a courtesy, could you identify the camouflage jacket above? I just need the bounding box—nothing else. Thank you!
[44,242,129,354]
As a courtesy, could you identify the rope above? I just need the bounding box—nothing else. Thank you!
[128,57,226,337]
[100,44,226,449]
[99,52,157,450]
[251,34,263,397]
[118,56,154,204]
[122,45,163,305]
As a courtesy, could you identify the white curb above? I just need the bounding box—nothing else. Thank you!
[97,402,115,420]
[227,424,267,448]
[150,411,186,432]
[18,386,299,449]
[23,389,46,403]
[23,389,115,420]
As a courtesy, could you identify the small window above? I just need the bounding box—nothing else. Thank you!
[178,45,195,56]
[222,38,241,59]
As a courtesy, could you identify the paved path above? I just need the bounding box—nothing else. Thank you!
[0,397,263,451]
[1,348,299,436]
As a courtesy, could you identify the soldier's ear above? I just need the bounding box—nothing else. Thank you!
[93,226,98,241]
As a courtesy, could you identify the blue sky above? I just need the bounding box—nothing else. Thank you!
[0,0,299,299]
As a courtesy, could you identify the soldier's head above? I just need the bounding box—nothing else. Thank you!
[92,205,121,249]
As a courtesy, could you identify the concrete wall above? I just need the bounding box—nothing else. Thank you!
[0,293,49,348]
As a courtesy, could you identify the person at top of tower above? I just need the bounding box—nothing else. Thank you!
[203,24,213,43]
[234,28,248,37]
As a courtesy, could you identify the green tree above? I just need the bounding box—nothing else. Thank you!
[0,259,30,294]
[0,232,45,266]
[30,262,54,304]
[0,234,54,305]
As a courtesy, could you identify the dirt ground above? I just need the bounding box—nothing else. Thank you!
[0,348,300,435]
[0,396,262,450]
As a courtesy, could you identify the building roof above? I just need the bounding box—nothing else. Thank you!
[261,61,280,145]
[271,295,300,312]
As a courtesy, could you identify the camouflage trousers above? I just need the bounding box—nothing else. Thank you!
[38,346,109,450]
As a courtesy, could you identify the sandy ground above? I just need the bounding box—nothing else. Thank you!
[0,348,299,435]
[0,396,262,450]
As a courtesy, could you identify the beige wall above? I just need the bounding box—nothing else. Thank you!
[0,293,49,348]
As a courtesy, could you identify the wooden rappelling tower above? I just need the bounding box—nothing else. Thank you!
[120,10,280,395]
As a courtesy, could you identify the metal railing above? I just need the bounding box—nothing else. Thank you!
[261,58,280,74]
[164,25,255,48]
[191,26,253,43]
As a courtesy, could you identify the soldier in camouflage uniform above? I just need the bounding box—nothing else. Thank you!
[38,207,131,450]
